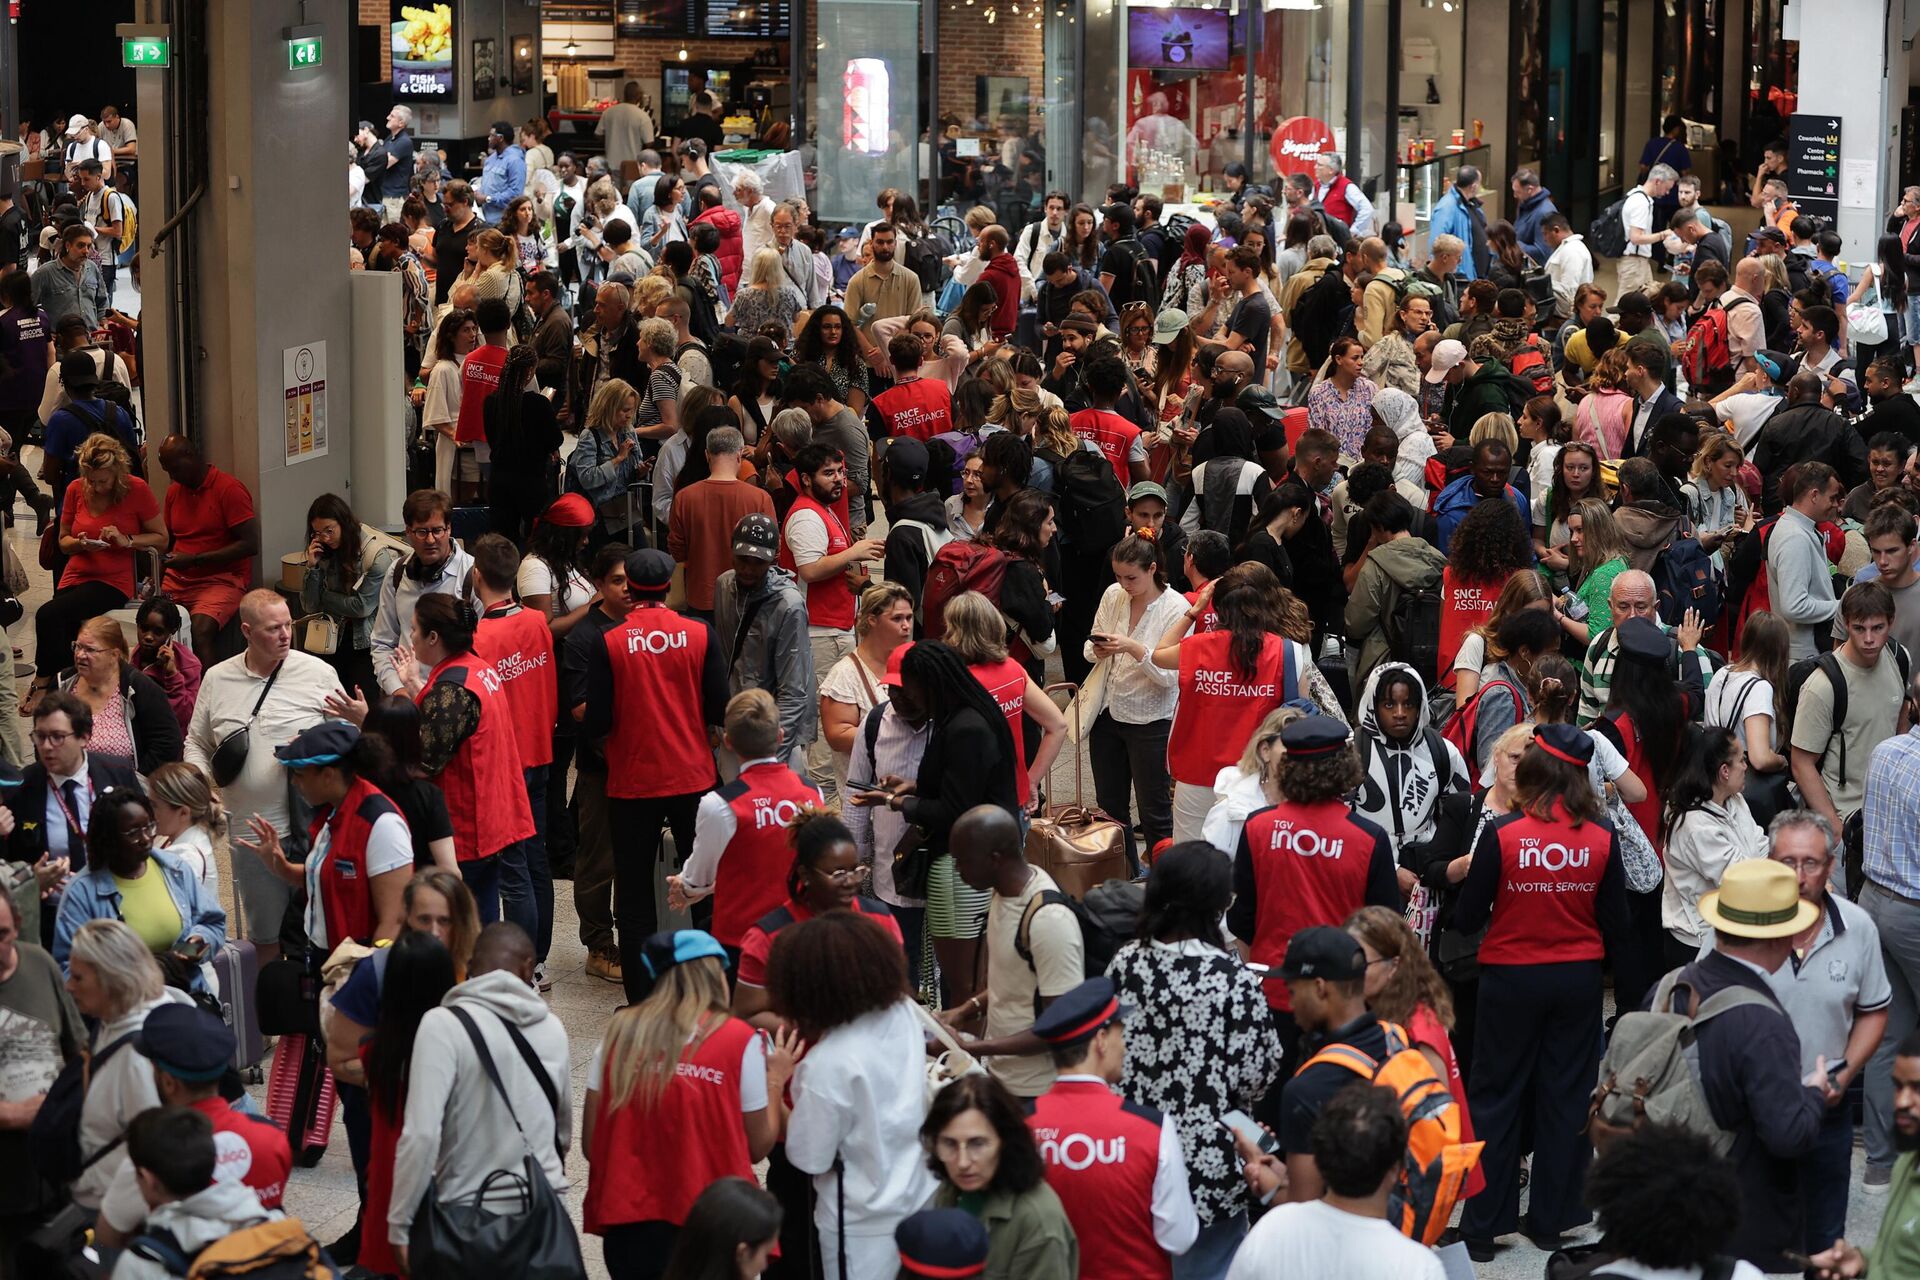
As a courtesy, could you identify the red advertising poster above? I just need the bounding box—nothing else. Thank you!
[1270,115,1335,176]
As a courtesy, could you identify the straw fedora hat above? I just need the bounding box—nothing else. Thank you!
[1697,860,1819,940]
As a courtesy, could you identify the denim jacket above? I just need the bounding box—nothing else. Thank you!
[53,847,227,982]
[565,426,643,522]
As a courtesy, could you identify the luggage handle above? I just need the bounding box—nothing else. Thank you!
[1042,682,1083,810]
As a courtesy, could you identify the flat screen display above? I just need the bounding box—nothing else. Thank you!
[1126,8,1231,71]
[703,0,791,37]
[392,1,455,99]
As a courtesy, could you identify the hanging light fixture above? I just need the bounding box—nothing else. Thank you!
[563,38,580,56]
[678,45,690,59]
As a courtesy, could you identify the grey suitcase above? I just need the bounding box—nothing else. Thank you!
[212,937,265,1079]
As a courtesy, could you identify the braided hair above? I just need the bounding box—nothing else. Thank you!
[899,640,1018,780]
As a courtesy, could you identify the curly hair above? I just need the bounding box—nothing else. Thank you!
[766,913,909,1044]
[784,806,856,900]
[1585,1124,1742,1268]
[74,432,135,503]
[1446,497,1534,585]
[1346,905,1454,1029]
[1275,739,1364,804]
[922,1073,1048,1195]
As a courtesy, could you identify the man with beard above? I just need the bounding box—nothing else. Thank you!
[1859,357,1920,453]
[1815,1029,1920,1277]
[843,222,924,349]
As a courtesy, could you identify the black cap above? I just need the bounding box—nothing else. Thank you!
[626,547,676,595]
[732,513,780,562]
[1535,721,1596,768]
[1754,224,1788,244]
[1279,925,1367,982]
[1279,715,1350,758]
[1236,385,1288,420]
[274,720,360,767]
[897,1209,990,1277]
[884,436,930,486]
[1616,615,1670,666]
[59,351,99,393]
[136,1003,236,1083]
[1030,976,1130,1048]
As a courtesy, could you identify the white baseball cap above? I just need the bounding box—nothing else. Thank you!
[65,114,89,137]
[1425,338,1469,384]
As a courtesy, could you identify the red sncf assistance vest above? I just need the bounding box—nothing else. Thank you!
[1069,408,1142,489]
[603,605,719,800]
[1438,568,1501,685]
[455,343,507,443]
[711,761,820,946]
[419,653,535,860]
[475,604,557,769]
[1168,630,1296,786]
[779,493,857,631]
[310,775,405,945]
[1241,800,1391,1011]
[969,657,1030,808]
[871,376,954,441]
[583,1014,758,1233]
[1478,809,1613,967]
[1028,1081,1173,1280]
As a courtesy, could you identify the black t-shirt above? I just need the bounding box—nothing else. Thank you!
[0,206,28,272]
[676,115,725,152]
[383,131,416,198]
[1228,289,1273,377]
[387,775,456,869]
[1099,241,1147,310]
[563,607,625,770]
[1279,1012,1390,1154]
[433,215,480,305]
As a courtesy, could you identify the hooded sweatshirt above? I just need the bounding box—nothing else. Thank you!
[389,968,572,1247]
[979,251,1023,339]
[1613,498,1685,573]
[1372,386,1436,499]
[114,1178,279,1280]
[1351,663,1470,854]
[715,563,817,765]
[1344,536,1449,691]
[691,204,744,292]
[1445,354,1519,436]
[883,489,954,609]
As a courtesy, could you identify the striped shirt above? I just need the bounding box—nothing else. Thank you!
[842,705,931,907]
[1577,621,1716,725]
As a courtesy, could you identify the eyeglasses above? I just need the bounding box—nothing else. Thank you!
[810,865,866,885]
[407,525,450,539]
[31,731,75,745]
[71,643,109,656]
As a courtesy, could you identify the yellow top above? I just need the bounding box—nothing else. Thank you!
[114,862,183,953]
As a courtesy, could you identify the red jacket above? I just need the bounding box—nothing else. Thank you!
[692,205,744,292]
[980,252,1022,338]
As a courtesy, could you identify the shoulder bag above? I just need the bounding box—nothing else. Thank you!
[209,660,284,787]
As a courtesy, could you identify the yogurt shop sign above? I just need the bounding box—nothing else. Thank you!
[1270,116,1336,176]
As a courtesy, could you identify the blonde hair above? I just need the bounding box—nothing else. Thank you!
[599,956,732,1110]
[1034,406,1078,457]
[631,275,673,316]
[472,226,516,270]
[856,581,913,638]
[1236,705,1308,777]
[147,761,228,840]
[70,919,164,1016]
[1469,412,1518,453]
[75,432,133,503]
[1759,253,1790,293]
[587,377,638,436]
[974,356,1014,397]
[964,204,997,232]
[723,688,782,758]
[940,590,1010,664]
[1691,431,1742,481]
[1489,722,1538,784]
[989,386,1043,430]
[1589,347,1632,392]
[1570,496,1630,576]
[76,615,129,660]
[745,247,785,290]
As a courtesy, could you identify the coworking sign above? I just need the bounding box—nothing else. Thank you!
[1786,112,1842,220]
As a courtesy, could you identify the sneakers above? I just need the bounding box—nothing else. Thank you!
[1866,1162,1894,1192]
[534,961,552,993]
[585,948,623,984]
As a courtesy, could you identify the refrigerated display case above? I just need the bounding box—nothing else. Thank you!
[1394,141,1489,258]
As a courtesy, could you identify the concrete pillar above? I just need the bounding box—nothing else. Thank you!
[1787,0,1910,261]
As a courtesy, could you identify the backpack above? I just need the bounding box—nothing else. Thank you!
[1587,968,1776,1157]
[1672,299,1752,398]
[922,541,1014,643]
[1159,212,1198,277]
[1355,729,1456,845]
[902,230,951,294]
[1507,334,1554,398]
[1784,639,1913,791]
[1587,192,1634,258]
[1051,447,1129,552]
[1295,1022,1485,1244]
[1384,574,1444,691]
[1015,883,1145,985]
[109,189,137,246]
[1111,238,1160,307]
[1439,678,1520,781]
[27,1032,138,1185]
[1649,521,1724,626]
[1393,273,1444,308]
[128,1216,341,1279]
[1290,266,1351,370]
[1809,258,1850,309]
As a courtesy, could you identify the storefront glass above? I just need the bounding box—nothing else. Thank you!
[811,0,924,223]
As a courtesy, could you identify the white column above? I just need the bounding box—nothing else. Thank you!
[1786,0,1910,262]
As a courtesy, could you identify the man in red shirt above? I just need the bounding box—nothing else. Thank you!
[452,297,514,503]
[976,225,1022,340]
[865,335,953,441]
[157,435,260,668]
[469,533,559,971]
[94,1004,293,1251]
[1069,356,1151,488]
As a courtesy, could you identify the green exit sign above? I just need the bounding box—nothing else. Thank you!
[288,35,323,68]
[121,36,170,68]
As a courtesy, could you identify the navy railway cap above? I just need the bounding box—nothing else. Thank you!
[274,720,360,767]
[897,1207,990,1277]
[1280,925,1367,982]
[1535,722,1596,769]
[1030,976,1132,1048]
[626,547,675,595]
[1279,715,1349,758]
[1615,615,1669,665]
[136,1003,236,1083]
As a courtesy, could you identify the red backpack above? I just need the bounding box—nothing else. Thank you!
[1439,678,1521,785]
[1673,297,1753,397]
[922,541,1015,647]
[1507,334,1553,398]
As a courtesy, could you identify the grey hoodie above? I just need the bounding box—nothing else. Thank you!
[714,563,818,765]
[113,1178,277,1280]
[388,968,573,1248]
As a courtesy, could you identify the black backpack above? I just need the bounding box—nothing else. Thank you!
[1785,639,1913,791]
[1384,574,1445,691]
[1588,193,1632,257]
[1051,447,1129,553]
[28,1032,138,1186]
[1159,213,1198,277]
[903,230,951,293]
[1290,266,1351,369]
[1016,883,1144,984]
[1649,521,1724,626]
[1111,238,1160,308]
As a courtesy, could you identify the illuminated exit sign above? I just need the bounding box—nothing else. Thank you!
[121,36,170,67]
[289,35,323,68]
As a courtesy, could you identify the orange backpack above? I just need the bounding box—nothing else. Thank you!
[1294,1022,1485,1245]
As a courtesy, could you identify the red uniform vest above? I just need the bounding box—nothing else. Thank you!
[1028,1081,1172,1280]
[582,1014,758,1233]
[474,603,557,769]
[1069,408,1142,489]
[1438,568,1501,686]
[711,761,821,945]
[1240,800,1391,1010]
[1182,588,1220,633]
[310,775,405,944]
[969,657,1031,807]
[871,376,954,441]
[1168,631,1297,786]
[454,343,508,444]
[778,493,856,631]
[195,1096,292,1210]
[1476,808,1613,967]
[418,653,535,859]
[1320,173,1360,227]
[602,604,719,800]
[1604,710,1665,858]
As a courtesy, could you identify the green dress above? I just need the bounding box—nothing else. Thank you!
[1572,556,1628,675]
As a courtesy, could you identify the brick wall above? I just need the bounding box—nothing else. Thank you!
[936,7,1044,125]
[361,0,391,80]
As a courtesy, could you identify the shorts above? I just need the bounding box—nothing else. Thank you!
[925,852,989,940]
[229,830,295,943]
[160,574,247,626]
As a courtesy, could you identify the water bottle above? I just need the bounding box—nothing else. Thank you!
[1558,589,1589,622]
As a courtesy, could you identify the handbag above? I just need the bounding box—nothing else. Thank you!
[296,613,340,657]
[1024,682,1130,893]
[891,820,936,901]
[209,659,285,787]
[911,1001,986,1106]
[1849,300,1891,346]
[409,1008,584,1280]
[1725,675,1792,826]
[1605,787,1664,894]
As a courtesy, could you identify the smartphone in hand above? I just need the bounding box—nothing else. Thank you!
[1219,1109,1279,1156]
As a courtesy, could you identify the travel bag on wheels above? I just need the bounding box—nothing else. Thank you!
[211,937,265,1078]
[1024,681,1130,896]
[265,1031,337,1169]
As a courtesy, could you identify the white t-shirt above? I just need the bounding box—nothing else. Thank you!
[1452,631,1487,678]
[1706,668,1780,752]
[304,810,413,949]
[423,356,464,432]
[1225,1199,1446,1280]
[159,825,218,902]
[1714,392,1782,449]
[1621,188,1655,257]
[985,867,1085,1097]
[586,1029,768,1113]
[516,555,592,617]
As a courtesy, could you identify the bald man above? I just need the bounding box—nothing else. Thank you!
[1722,257,1767,376]
[1577,568,1711,722]
[157,435,261,666]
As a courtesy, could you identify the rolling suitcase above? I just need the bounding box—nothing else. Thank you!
[265,1031,336,1168]
[211,938,265,1079]
[1024,683,1130,895]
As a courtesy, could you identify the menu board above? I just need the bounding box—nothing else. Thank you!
[702,0,790,37]
[392,1,455,100]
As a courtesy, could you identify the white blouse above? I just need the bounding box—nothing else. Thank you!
[1083,583,1188,725]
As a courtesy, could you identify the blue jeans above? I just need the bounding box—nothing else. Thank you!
[1802,1105,1854,1256]
[498,766,552,961]
[1171,1212,1246,1280]
[461,855,501,925]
